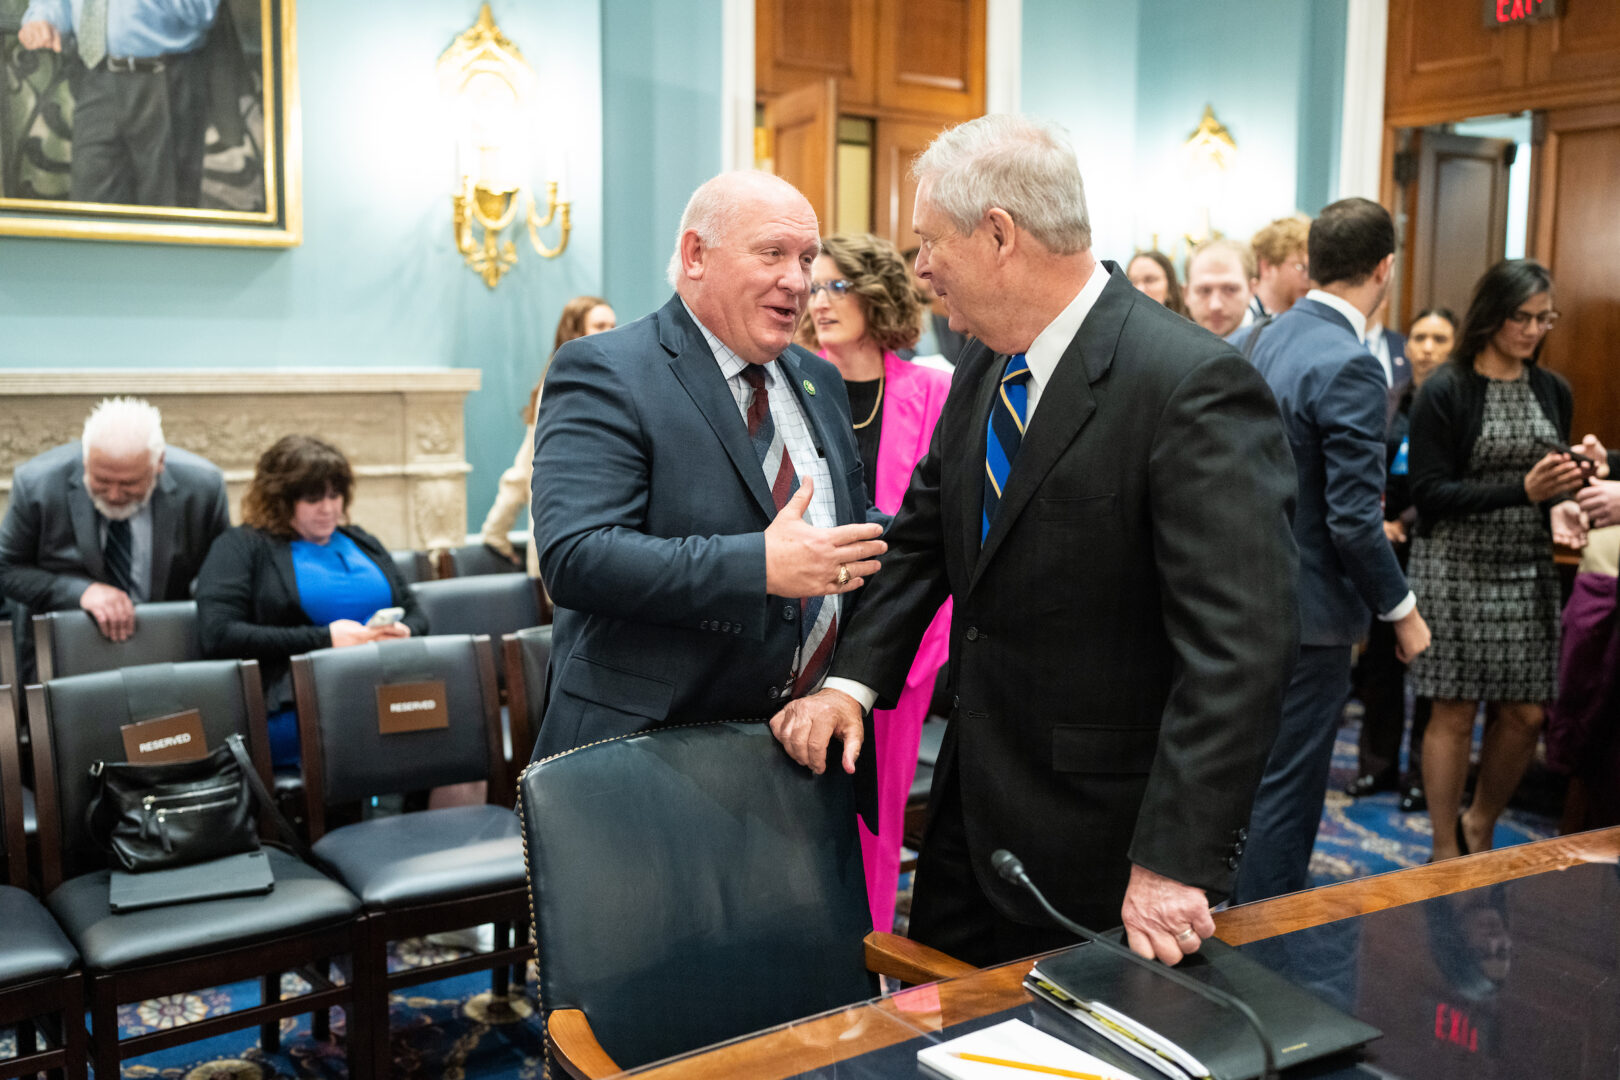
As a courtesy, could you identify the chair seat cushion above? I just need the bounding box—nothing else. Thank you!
[0,885,78,986]
[46,847,360,971]
[312,804,523,909]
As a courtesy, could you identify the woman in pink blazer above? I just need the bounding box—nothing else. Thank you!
[808,233,953,933]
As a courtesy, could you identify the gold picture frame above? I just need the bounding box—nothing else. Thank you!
[0,0,300,247]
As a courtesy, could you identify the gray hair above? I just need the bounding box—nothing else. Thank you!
[911,114,1091,254]
[665,171,816,287]
[82,397,165,464]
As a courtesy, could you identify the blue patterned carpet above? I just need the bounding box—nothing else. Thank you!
[2,711,1561,1077]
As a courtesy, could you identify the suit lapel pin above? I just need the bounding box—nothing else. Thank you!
[803,379,816,396]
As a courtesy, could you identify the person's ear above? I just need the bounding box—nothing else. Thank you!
[985,208,1017,261]
[680,230,705,280]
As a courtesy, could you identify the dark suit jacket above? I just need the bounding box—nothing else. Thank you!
[196,524,428,713]
[1237,298,1409,646]
[0,442,229,678]
[1379,327,1409,430]
[830,262,1299,928]
[530,295,875,760]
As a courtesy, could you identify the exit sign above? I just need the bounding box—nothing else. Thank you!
[1484,0,1558,26]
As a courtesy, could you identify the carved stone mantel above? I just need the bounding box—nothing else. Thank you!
[0,369,482,551]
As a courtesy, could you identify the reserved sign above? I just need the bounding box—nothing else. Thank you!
[376,680,450,734]
[120,709,209,763]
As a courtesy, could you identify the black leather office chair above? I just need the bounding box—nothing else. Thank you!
[517,721,973,1078]
[291,634,531,1072]
[501,625,552,777]
[28,661,368,1078]
[32,600,202,682]
[0,686,86,1079]
[389,549,435,585]
[441,543,525,578]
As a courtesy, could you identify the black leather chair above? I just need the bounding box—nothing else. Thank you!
[0,620,35,843]
[441,542,525,578]
[0,686,86,1080]
[409,575,543,689]
[291,634,531,1072]
[28,660,368,1078]
[389,549,435,585]
[517,721,973,1078]
[32,600,202,683]
[501,625,552,778]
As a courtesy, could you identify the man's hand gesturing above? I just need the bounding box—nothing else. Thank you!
[764,478,886,598]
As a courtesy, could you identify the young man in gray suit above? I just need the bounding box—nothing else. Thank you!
[773,115,1299,968]
[529,171,886,766]
[0,397,229,676]
[1228,199,1431,904]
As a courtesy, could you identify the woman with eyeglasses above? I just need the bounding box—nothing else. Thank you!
[1407,259,1592,861]
[804,233,952,933]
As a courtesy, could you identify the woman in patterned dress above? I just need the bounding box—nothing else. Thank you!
[1407,260,1591,861]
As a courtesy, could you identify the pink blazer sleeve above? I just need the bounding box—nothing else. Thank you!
[873,353,954,691]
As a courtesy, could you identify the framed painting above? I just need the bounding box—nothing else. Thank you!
[0,0,299,246]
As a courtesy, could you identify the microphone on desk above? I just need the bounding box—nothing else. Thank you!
[991,848,1279,1080]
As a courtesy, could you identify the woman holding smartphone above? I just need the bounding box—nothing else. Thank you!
[197,435,428,767]
[1406,260,1588,860]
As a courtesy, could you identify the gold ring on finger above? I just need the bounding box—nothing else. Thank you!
[837,564,850,587]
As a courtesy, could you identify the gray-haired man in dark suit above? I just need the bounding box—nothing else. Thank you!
[0,397,229,677]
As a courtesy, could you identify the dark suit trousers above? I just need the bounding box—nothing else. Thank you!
[70,51,207,207]
[909,759,1096,968]
[1231,644,1352,905]
[1353,614,1430,786]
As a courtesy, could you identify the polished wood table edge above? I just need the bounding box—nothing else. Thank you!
[616,826,1620,1079]
[1213,824,1620,944]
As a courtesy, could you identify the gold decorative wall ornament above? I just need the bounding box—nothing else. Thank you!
[439,4,571,289]
[1184,105,1238,172]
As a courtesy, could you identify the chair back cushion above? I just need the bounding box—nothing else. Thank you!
[389,550,433,585]
[510,625,552,746]
[40,660,251,878]
[300,635,496,804]
[36,602,201,681]
[518,721,873,1069]
[445,543,524,577]
[409,575,541,686]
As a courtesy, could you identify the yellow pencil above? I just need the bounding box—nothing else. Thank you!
[949,1049,1119,1079]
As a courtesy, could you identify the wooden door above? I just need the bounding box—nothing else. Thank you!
[874,0,986,120]
[1526,2,1620,89]
[1531,103,1620,449]
[1385,0,1528,121]
[755,0,877,107]
[1406,131,1513,319]
[873,118,946,251]
[761,78,840,233]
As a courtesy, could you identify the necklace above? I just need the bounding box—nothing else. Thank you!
[851,377,884,429]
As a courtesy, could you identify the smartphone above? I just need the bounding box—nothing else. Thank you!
[366,607,405,628]
[1539,439,1596,467]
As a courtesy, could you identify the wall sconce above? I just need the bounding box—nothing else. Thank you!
[1181,105,1238,246]
[439,4,571,289]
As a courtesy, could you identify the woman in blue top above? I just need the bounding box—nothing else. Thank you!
[197,435,429,766]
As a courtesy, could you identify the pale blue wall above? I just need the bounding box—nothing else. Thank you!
[0,0,608,531]
[600,0,724,323]
[1019,0,1140,264]
[1020,0,1348,263]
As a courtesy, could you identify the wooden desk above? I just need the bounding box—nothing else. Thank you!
[617,827,1620,1079]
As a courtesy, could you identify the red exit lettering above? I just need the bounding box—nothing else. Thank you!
[1496,0,1549,24]
[1434,1003,1480,1053]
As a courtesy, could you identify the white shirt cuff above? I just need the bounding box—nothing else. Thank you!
[821,677,879,712]
[1378,591,1417,622]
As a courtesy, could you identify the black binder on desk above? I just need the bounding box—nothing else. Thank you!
[1026,938,1380,1080]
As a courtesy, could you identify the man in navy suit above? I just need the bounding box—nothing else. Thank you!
[1230,198,1431,903]
[529,170,886,766]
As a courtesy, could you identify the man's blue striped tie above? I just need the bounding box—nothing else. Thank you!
[983,352,1031,541]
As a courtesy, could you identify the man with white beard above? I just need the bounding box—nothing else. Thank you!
[0,397,228,676]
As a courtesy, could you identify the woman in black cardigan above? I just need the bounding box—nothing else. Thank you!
[1407,260,1590,861]
[197,435,428,766]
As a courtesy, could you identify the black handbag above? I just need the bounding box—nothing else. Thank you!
[86,734,304,873]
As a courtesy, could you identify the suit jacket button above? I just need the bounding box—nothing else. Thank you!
[700,620,710,630]
[721,621,731,632]
[1237,827,1248,841]
[1227,855,1241,870]
[965,626,979,641]
[1233,841,1245,856]
[783,604,797,622]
